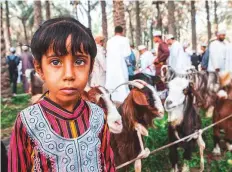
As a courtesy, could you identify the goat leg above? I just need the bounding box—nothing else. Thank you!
[197,132,205,172]
[135,124,150,159]
[134,159,142,172]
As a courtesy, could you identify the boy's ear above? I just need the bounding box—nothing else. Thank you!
[34,59,45,81]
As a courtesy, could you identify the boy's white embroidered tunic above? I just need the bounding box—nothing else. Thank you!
[20,102,104,172]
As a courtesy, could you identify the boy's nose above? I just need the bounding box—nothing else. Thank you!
[63,63,75,81]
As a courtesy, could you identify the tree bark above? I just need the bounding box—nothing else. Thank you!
[45,1,51,20]
[191,1,197,51]
[100,0,108,40]
[113,1,126,33]
[34,0,42,30]
[22,19,28,44]
[155,1,163,32]
[135,1,141,46]
[168,1,176,37]
[214,0,218,32]
[5,0,11,50]
[127,10,134,46]
[1,3,12,99]
[87,0,91,29]
[205,1,212,42]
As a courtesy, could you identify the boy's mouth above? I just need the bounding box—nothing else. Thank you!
[60,87,78,95]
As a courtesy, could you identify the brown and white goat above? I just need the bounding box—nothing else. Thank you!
[211,90,232,155]
[164,77,205,172]
[82,86,123,134]
[110,80,164,172]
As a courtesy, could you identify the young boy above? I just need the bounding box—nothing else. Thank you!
[8,17,115,172]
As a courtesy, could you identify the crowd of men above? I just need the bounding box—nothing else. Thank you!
[89,26,232,103]
[6,45,34,96]
[7,26,232,101]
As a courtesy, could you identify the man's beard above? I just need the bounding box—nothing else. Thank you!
[218,38,225,42]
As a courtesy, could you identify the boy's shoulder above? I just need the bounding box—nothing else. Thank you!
[19,103,41,116]
[84,100,104,114]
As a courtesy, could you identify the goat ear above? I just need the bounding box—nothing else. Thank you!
[132,90,149,106]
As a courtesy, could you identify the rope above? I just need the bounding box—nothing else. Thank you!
[116,113,232,170]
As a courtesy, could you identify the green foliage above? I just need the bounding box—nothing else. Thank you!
[1,94,30,129]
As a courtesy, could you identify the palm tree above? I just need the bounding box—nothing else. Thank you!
[135,1,141,46]
[168,1,176,37]
[1,3,12,99]
[33,0,42,30]
[214,0,218,32]
[5,0,11,51]
[11,1,34,44]
[45,1,51,20]
[191,1,197,51]
[205,1,212,42]
[100,0,108,40]
[113,1,126,33]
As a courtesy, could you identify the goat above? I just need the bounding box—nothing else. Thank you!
[110,80,164,172]
[82,86,123,134]
[211,90,232,155]
[164,77,205,172]
[130,73,161,86]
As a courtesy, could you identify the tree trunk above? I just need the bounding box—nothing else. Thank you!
[45,1,51,20]
[214,0,218,32]
[168,1,176,37]
[22,19,28,44]
[87,1,91,29]
[127,10,134,46]
[135,1,141,46]
[5,0,11,50]
[100,0,108,40]
[113,1,126,33]
[155,2,162,32]
[34,0,42,30]
[1,4,12,99]
[205,1,212,42]
[191,1,197,51]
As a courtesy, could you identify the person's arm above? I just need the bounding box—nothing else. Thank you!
[8,115,32,171]
[209,43,221,71]
[158,43,170,62]
[97,50,106,72]
[100,123,116,171]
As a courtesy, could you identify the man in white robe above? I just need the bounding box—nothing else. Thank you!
[166,34,192,73]
[89,35,106,87]
[225,42,232,72]
[135,45,156,76]
[208,30,227,72]
[105,26,131,102]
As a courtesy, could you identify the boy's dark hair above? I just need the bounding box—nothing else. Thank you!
[31,17,97,70]
[115,26,123,33]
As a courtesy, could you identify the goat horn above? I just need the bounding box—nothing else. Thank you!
[111,81,144,94]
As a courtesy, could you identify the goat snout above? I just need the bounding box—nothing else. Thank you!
[166,100,173,106]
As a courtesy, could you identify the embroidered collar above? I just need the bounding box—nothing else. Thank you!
[39,97,86,120]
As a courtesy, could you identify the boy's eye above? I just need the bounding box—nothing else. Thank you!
[51,60,61,66]
[75,59,85,66]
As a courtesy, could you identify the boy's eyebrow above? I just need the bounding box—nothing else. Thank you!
[46,53,89,58]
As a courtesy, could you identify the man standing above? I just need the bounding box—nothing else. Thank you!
[136,45,156,76]
[200,43,209,71]
[89,35,106,87]
[225,42,232,72]
[153,31,169,76]
[166,34,191,73]
[6,47,20,95]
[105,26,131,102]
[208,30,227,72]
[21,45,34,93]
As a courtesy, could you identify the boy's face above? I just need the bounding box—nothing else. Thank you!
[35,35,91,107]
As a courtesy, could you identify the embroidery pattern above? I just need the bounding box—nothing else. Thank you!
[20,102,104,172]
